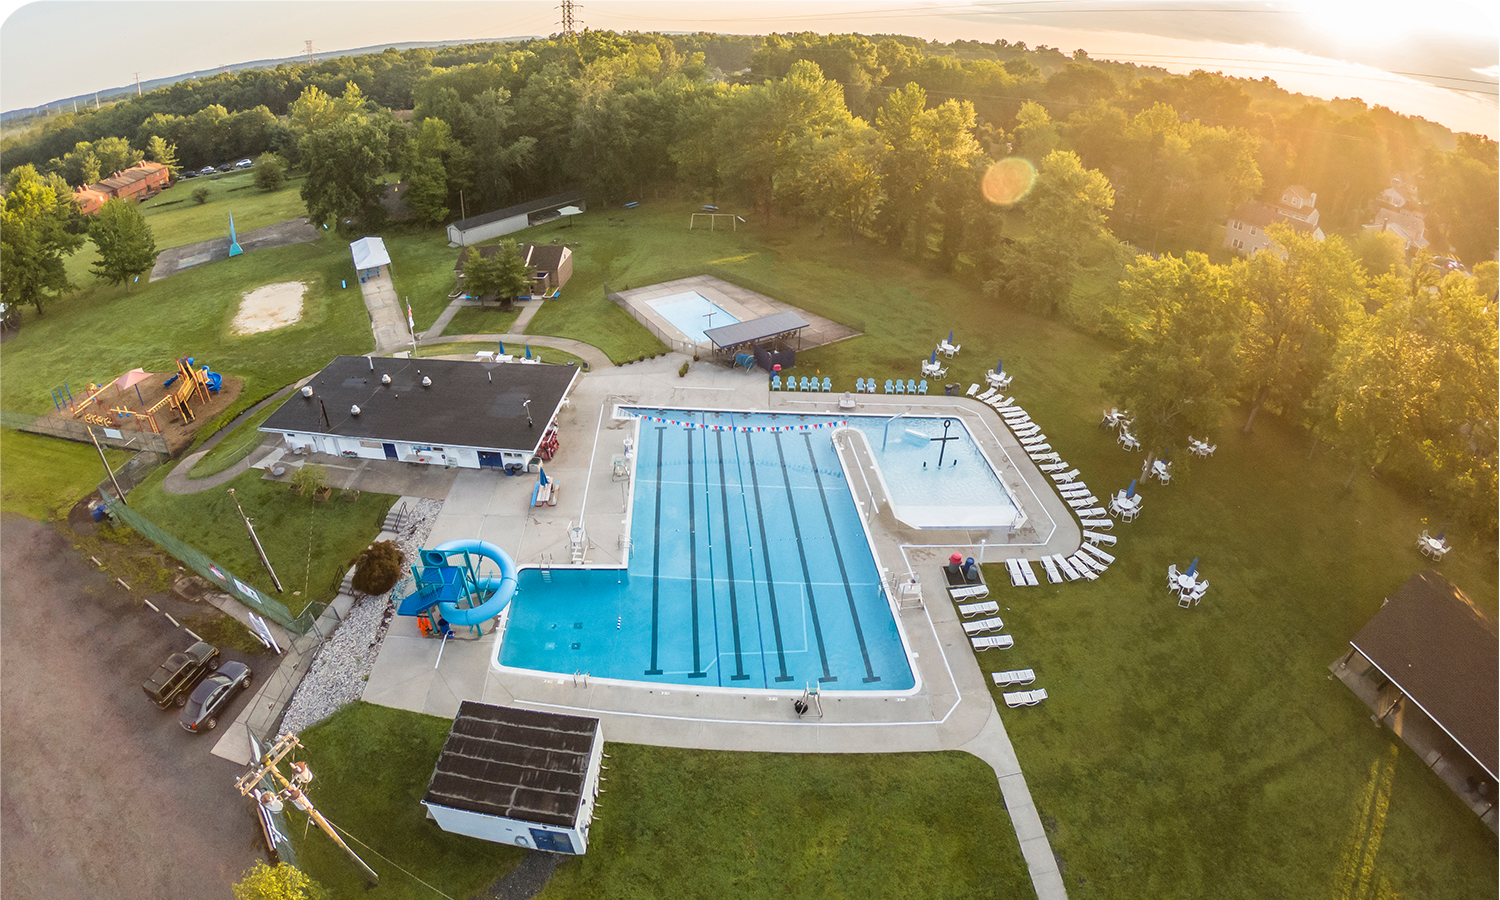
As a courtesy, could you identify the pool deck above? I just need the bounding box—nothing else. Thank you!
[360,352,1078,900]
[614,275,860,354]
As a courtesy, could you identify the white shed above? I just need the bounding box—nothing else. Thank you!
[446,191,585,246]
[422,702,604,854]
[350,236,392,279]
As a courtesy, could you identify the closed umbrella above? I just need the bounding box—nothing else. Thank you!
[947,329,954,344]
[1126,479,1137,498]
[525,344,532,359]
[929,349,937,364]
[1186,557,1198,576]
[498,340,505,354]
[539,467,548,485]
[995,359,1003,374]
[1436,523,1448,541]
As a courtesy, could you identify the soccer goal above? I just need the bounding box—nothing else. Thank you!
[689,212,746,231]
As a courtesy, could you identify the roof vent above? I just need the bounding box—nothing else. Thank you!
[350,405,361,416]
[300,386,314,398]
[421,376,432,387]
[381,373,391,385]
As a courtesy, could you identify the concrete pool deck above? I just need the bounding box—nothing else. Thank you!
[613,275,860,354]
[358,352,1079,900]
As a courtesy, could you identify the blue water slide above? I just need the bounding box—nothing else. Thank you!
[397,539,519,626]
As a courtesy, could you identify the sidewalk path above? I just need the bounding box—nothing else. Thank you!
[162,384,298,494]
[428,295,545,339]
[359,267,410,353]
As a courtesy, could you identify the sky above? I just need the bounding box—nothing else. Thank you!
[2,0,1497,137]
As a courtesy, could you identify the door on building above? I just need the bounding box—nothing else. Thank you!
[383,443,398,460]
[528,829,574,853]
[478,451,503,468]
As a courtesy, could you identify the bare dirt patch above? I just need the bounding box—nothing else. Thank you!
[232,281,305,335]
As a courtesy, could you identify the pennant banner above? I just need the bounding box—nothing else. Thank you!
[633,414,848,433]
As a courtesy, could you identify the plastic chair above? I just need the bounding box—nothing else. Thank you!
[822,377,831,391]
[895,380,906,394]
[771,375,781,390]
[799,377,810,391]
[884,379,894,394]
[856,378,866,392]
[906,379,917,393]
[918,380,928,394]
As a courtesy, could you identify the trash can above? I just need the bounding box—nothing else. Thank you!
[91,504,106,522]
[944,383,957,396]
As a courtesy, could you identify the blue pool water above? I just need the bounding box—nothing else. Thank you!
[846,416,1020,528]
[650,291,740,343]
[499,408,916,691]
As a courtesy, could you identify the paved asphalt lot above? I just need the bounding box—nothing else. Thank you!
[1,514,272,900]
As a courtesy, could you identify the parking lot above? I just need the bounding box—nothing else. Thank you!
[1,515,273,900]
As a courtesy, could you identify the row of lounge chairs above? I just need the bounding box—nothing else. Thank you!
[773,375,833,392]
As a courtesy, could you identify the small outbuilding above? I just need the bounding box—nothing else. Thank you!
[1334,570,1498,829]
[260,355,579,471]
[350,236,392,281]
[422,702,604,854]
[447,191,585,246]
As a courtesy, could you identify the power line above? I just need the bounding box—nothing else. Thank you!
[560,0,578,36]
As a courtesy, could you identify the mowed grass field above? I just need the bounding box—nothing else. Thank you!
[292,703,1030,900]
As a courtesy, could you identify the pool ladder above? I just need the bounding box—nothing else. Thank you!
[573,670,590,687]
[539,554,553,583]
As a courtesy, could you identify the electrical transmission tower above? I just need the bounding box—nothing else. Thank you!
[559,0,578,36]
[305,39,315,66]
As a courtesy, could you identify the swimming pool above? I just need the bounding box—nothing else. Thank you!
[498,408,917,692]
[846,416,1021,529]
[648,291,741,343]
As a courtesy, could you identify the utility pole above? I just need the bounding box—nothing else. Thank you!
[87,426,128,507]
[560,0,577,36]
[228,488,284,592]
[236,733,380,885]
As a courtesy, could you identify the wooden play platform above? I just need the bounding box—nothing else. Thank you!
[42,359,242,455]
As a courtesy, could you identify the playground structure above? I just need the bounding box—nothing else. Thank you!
[395,539,519,637]
[57,356,222,434]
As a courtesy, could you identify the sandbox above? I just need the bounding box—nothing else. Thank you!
[232,282,305,335]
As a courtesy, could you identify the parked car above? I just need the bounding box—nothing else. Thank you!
[199,166,216,176]
[179,661,252,733]
[143,641,220,709]
[235,158,254,168]
[216,164,234,173]
[179,170,199,179]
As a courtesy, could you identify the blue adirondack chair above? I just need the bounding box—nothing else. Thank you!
[918,380,928,394]
[772,374,781,390]
[800,376,811,390]
[822,377,832,391]
[895,380,906,394]
[868,378,878,393]
[884,379,894,394]
[786,375,797,391]
[906,379,917,393]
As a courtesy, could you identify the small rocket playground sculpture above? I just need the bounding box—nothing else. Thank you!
[228,212,243,257]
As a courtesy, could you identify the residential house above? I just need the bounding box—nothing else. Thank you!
[1223,184,1325,255]
[1365,207,1429,253]
[72,161,171,214]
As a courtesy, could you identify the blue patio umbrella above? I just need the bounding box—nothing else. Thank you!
[498,339,505,354]
[538,466,548,485]
[525,344,533,359]
[1185,557,1198,576]
[995,358,1004,374]
[1126,479,1137,498]
[1436,523,1448,540]
[929,348,937,364]
[948,328,954,344]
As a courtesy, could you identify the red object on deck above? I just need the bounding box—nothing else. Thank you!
[949,552,964,566]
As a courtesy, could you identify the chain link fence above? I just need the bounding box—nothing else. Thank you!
[2,409,170,453]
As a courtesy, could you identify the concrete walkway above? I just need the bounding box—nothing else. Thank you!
[359,266,411,353]
[161,385,298,494]
[428,294,546,339]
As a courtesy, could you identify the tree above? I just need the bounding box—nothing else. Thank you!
[89,199,159,291]
[299,115,390,230]
[232,861,329,900]
[460,246,500,304]
[92,136,143,177]
[1232,225,1365,432]
[1011,100,1059,160]
[254,152,287,191]
[0,165,85,315]
[291,464,329,498]
[192,187,210,205]
[490,240,534,308]
[1107,252,1246,454]
[352,540,405,595]
[145,135,178,178]
[401,118,453,224]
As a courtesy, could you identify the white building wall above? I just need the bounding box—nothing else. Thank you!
[423,804,588,853]
[448,213,529,247]
[275,431,542,470]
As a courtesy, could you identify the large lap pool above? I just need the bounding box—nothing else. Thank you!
[498,409,917,692]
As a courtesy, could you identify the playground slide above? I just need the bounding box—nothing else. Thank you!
[424,539,519,627]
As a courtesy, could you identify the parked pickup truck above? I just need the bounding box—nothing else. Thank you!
[143,642,220,709]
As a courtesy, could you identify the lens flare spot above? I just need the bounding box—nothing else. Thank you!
[982,158,1037,206]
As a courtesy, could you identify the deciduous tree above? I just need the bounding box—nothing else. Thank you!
[254,152,287,191]
[145,135,178,178]
[299,115,390,230]
[0,165,85,315]
[232,861,329,900]
[88,199,159,291]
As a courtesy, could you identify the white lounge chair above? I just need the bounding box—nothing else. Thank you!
[976,387,998,401]
[958,600,1000,618]
[1053,554,1081,581]
[995,395,1016,408]
[1018,558,1039,586]
[1012,425,1041,439]
[949,583,989,601]
[1051,469,1081,483]
[1040,555,1062,584]
[963,616,1005,636]
[1003,688,1047,707]
[966,383,980,397]
[1083,530,1117,547]
[1081,543,1115,565]
[1073,552,1107,574]
[1076,507,1109,518]
[1039,462,1068,473]
[1025,443,1052,454]
[1005,558,1025,587]
[971,634,1015,651]
[1066,496,1098,509]
[1070,558,1100,581]
[1078,517,1112,529]
[1059,484,1091,497]
[1029,452,1061,463]
[1001,408,1030,420]
[992,668,1036,687]
[1019,435,1048,447]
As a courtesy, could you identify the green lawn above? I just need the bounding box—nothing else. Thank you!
[439,304,521,337]
[2,238,370,416]
[292,703,1030,900]
[0,428,131,520]
[189,404,278,479]
[127,467,395,616]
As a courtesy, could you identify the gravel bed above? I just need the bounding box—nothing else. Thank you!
[278,498,443,735]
